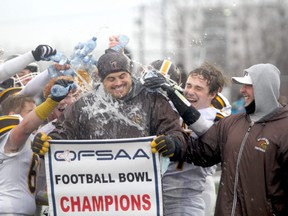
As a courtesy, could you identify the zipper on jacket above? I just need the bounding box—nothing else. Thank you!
[231,122,254,216]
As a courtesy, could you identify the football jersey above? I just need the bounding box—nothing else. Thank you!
[0,122,39,215]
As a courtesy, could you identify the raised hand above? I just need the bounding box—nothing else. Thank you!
[50,79,76,102]
[32,45,56,61]
[142,70,168,89]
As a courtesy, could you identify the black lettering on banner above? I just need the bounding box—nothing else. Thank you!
[54,173,117,184]
[118,172,152,183]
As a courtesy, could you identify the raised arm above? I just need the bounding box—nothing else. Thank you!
[0,45,56,82]
[4,78,75,153]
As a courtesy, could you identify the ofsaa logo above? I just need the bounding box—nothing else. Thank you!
[54,148,150,162]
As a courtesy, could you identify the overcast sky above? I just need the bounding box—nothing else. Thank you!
[0,0,154,58]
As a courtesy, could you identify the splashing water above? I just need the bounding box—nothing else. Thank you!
[81,84,147,137]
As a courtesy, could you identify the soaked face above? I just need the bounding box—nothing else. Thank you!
[184,74,216,109]
[20,101,36,118]
[102,71,132,99]
[240,84,254,107]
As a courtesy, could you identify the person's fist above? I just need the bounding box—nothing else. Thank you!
[32,132,51,157]
[108,35,129,52]
[49,79,76,102]
[32,45,56,61]
[142,70,167,90]
[151,135,176,157]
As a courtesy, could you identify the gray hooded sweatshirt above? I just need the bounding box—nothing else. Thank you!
[246,63,281,122]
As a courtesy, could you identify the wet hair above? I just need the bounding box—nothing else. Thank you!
[187,62,229,94]
[0,94,35,115]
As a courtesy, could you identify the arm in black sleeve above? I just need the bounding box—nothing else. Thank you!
[164,87,200,125]
[164,87,214,136]
[185,137,221,167]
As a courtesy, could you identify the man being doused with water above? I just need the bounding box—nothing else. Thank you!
[34,49,188,161]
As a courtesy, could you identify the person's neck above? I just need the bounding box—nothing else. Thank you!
[245,100,255,114]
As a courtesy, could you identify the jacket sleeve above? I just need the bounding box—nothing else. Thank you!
[186,122,222,167]
[19,69,50,98]
[271,135,288,215]
[0,52,35,82]
[151,92,189,159]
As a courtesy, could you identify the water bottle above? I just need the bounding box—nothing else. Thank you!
[79,37,97,57]
[49,52,69,65]
[51,83,76,97]
[63,68,76,77]
[160,156,170,175]
[82,55,97,73]
[51,84,69,97]
[111,35,129,52]
[47,65,62,78]
[69,55,82,68]
[74,42,85,50]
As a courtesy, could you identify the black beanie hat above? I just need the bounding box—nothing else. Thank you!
[97,49,131,81]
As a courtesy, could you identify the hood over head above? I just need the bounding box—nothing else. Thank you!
[240,63,281,122]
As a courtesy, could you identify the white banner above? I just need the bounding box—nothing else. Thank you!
[45,136,163,216]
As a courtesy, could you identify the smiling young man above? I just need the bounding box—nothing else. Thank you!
[149,62,230,216]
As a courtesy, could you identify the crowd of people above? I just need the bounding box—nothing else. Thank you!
[0,35,287,216]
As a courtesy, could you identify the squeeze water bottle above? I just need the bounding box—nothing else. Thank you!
[79,37,97,57]
[51,83,76,98]
[63,68,76,77]
[49,52,69,65]
[111,35,129,52]
[82,55,97,73]
[47,65,62,78]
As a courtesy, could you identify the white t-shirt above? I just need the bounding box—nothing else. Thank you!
[0,130,38,215]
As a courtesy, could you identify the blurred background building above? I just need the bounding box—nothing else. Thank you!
[0,0,287,102]
[132,0,288,102]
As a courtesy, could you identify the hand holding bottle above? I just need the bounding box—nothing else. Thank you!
[109,34,129,52]
[50,79,77,102]
[32,45,57,61]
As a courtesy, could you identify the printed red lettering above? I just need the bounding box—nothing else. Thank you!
[131,194,141,210]
[82,196,92,211]
[119,195,130,211]
[114,195,119,211]
[142,194,151,210]
[104,195,113,211]
[91,195,104,211]
[59,194,152,213]
[70,196,81,212]
[60,196,70,212]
